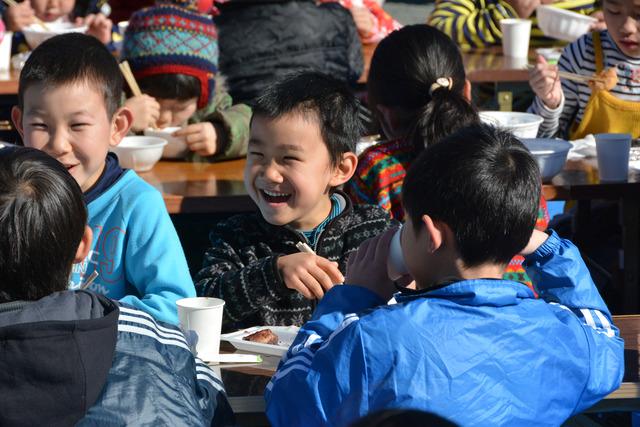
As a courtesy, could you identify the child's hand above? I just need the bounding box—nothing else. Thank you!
[589,11,607,31]
[503,0,540,18]
[520,229,549,256]
[174,122,218,157]
[124,95,160,132]
[529,55,563,109]
[4,1,34,32]
[277,253,344,299]
[346,228,397,300]
[79,13,113,44]
[350,6,375,38]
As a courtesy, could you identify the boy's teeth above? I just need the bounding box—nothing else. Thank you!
[263,190,290,197]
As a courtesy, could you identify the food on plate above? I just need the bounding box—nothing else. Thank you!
[243,328,279,345]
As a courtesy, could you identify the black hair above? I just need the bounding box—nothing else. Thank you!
[403,123,541,267]
[137,74,201,101]
[0,147,87,303]
[18,33,123,118]
[349,409,458,427]
[368,25,479,151]
[252,70,364,166]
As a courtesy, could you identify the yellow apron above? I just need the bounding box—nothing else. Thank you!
[569,32,640,140]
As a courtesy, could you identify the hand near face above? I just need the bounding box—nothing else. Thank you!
[346,228,397,301]
[589,10,607,31]
[519,229,549,256]
[173,122,219,157]
[4,2,35,32]
[350,6,375,38]
[79,13,113,44]
[502,0,540,18]
[124,95,160,132]
[277,253,344,299]
[529,55,563,109]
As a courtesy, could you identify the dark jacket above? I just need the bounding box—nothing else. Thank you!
[0,291,233,427]
[215,0,364,104]
[195,192,395,328]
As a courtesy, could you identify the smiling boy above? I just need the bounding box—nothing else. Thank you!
[529,0,640,138]
[196,71,394,327]
[11,33,195,325]
[265,124,624,427]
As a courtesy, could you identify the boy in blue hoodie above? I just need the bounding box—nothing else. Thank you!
[10,32,195,325]
[266,124,624,427]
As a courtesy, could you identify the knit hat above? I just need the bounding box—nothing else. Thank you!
[122,0,218,109]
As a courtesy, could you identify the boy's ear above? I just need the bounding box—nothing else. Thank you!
[329,151,358,187]
[109,106,134,147]
[421,214,446,253]
[74,226,93,263]
[463,79,472,103]
[11,106,24,138]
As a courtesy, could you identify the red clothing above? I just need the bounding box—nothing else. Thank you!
[319,0,401,43]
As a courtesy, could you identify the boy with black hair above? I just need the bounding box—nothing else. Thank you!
[196,71,394,327]
[265,124,624,427]
[11,33,195,325]
[0,147,233,426]
[121,0,251,160]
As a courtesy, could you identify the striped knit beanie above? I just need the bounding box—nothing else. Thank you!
[122,0,218,109]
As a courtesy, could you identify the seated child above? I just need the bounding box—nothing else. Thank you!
[265,124,624,427]
[529,0,640,138]
[0,146,233,426]
[428,0,602,49]
[347,25,549,289]
[195,71,395,327]
[215,0,364,104]
[11,33,195,325]
[1,0,113,53]
[121,0,251,160]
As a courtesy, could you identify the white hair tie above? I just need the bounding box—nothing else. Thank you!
[429,77,453,96]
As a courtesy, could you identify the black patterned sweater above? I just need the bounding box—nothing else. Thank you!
[195,192,395,328]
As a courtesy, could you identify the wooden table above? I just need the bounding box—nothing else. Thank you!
[462,46,531,84]
[0,69,19,95]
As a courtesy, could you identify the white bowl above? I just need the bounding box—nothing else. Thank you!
[110,136,167,172]
[480,111,544,138]
[520,138,572,181]
[536,6,597,42]
[23,22,88,49]
[143,127,187,159]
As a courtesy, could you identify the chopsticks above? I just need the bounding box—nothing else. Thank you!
[119,60,142,96]
[2,0,50,31]
[296,242,315,254]
[80,271,99,290]
[526,64,606,84]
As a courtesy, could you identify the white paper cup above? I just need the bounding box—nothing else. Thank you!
[595,133,631,182]
[387,226,408,281]
[0,32,12,71]
[177,297,225,361]
[500,19,531,58]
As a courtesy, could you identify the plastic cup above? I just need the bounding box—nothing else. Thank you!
[0,32,12,71]
[595,133,631,182]
[177,297,225,361]
[387,226,408,281]
[500,19,531,58]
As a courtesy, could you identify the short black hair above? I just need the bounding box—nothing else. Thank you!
[252,71,364,166]
[18,33,123,118]
[137,73,201,101]
[0,147,87,303]
[403,124,541,266]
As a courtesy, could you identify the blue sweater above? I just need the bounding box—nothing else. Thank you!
[69,170,195,325]
[265,231,624,427]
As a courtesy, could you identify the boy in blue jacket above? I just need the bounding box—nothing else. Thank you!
[265,124,624,427]
[10,33,195,325]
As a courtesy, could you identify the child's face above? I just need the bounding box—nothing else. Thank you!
[156,98,198,128]
[604,0,640,57]
[14,82,121,192]
[245,113,343,230]
[31,0,75,22]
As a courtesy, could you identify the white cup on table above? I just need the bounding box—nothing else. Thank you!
[500,19,531,58]
[177,297,225,361]
[387,226,409,281]
[0,32,12,71]
[595,133,632,182]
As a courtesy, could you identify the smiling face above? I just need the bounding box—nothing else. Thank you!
[156,98,198,128]
[245,113,344,230]
[31,0,75,22]
[15,81,119,192]
[604,0,640,57]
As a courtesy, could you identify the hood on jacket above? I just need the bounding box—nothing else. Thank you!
[0,290,119,427]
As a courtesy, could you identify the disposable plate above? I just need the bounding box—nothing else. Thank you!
[221,326,299,357]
